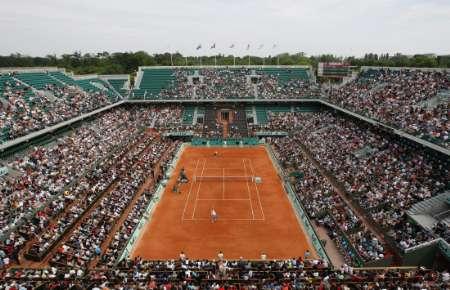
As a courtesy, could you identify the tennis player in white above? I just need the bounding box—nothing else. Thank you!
[210,208,218,223]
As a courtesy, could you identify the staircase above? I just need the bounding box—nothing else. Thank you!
[222,124,229,138]
[407,191,450,231]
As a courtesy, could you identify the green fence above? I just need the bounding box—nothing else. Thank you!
[191,137,259,146]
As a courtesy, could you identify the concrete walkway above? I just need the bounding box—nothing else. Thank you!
[314,224,346,268]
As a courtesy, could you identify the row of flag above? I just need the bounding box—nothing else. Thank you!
[196,44,277,50]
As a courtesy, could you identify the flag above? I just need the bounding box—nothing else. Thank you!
[229,44,235,48]
[196,44,202,50]
[246,44,250,50]
[210,43,216,49]
[258,44,264,50]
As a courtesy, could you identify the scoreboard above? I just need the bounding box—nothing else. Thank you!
[318,62,352,78]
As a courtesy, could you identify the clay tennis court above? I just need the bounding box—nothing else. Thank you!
[131,145,316,260]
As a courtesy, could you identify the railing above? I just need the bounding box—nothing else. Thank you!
[162,131,195,137]
[255,131,288,136]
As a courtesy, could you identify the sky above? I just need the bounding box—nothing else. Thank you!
[1,0,450,57]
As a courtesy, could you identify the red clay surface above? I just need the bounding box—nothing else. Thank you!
[131,146,316,260]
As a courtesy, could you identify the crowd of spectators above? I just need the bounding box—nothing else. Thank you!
[257,75,319,99]
[49,136,176,268]
[195,68,254,99]
[157,69,194,100]
[144,68,320,101]
[155,68,253,100]
[270,137,386,266]
[1,260,449,289]
[100,141,180,266]
[0,106,183,268]
[263,111,449,252]
[325,69,450,148]
[24,130,151,261]
[0,72,116,142]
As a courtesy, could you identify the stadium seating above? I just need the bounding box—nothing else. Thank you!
[326,68,450,149]
[181,106,195,125]
[254,105,291,124]
[48,71,79,86]
[2,262,449,289]
[131,67,317,100]
[106,77,128,96]
[15,72,65,90]
[2,65,450,285]
[263,111,450,258]
[257,67,310,82]
[137,68,175,95]
[75,78,121,101]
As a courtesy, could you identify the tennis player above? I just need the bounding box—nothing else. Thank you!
[179,167,188,183]
[210,208,218,223]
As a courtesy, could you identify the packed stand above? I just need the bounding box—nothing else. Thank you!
[24,130,151,261]
[100,142,180,266]
[325,69,450,148]
[0,72,116,142]
[49,137,175,268]
[1,260,449,289]
[265,111,449,251]
[143,67,323,100]
[158,69,194,99]
[271,137,386,266]
[257,74,319,99]
[0,106,183,268]
[195,68,254,99]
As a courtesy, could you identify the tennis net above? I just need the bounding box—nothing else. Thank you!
[193,175,254,182]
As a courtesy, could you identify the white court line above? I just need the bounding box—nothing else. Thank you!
[203,167,245,170]
[191,159,206,219]
[248,158,266,221]
[222,168,225,199]
[197,198,251,201]
[181,159,200,221]
[183,218,265,221]
[243,159,255,220]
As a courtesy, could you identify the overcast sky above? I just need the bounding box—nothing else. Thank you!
[1,0,449,57]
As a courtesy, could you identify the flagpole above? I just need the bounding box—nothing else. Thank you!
[168,45,173,66]
[229,44,236,66]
